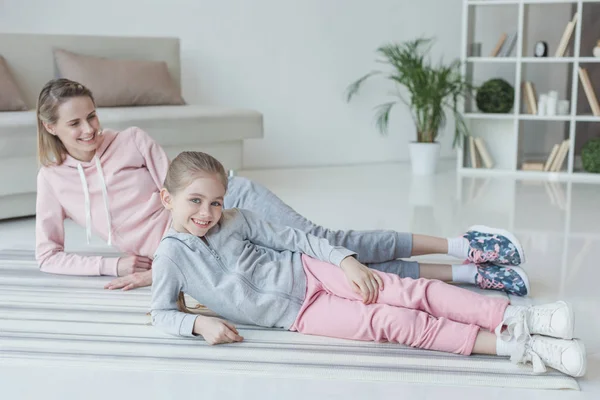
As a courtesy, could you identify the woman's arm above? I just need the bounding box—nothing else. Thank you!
[238,208,356,267]
[35,172,120,276]
[131,127,170,191]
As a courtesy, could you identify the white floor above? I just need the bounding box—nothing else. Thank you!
[0,160,599,399]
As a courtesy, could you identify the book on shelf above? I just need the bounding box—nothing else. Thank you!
[499,32,517,57]
[490,33,507,57]
[474,137,494,169]
[555,14,578,57]
[522,161,544,171]
[550,139,570,172]
[468,136,480,168]
[543,143,561,172]
[523,81,538,115]
[578,67,600,117]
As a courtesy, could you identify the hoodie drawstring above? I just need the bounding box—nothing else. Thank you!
[76,163,93,245]
[95,156,112,246]
[76,156,112,246]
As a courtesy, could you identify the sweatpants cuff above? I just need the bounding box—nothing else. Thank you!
[395,233,413,259]
[402,260,420,279]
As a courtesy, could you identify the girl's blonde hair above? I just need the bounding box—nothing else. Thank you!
[37,78,96,166]
[165,151,229,313]
[164,151,228,195]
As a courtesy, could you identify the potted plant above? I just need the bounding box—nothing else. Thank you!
[346,38,473,175]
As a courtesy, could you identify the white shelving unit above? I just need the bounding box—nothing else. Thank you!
[458,0,600,183]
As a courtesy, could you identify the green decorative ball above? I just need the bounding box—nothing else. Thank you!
[581,138,600,173]
[476,78,514,113]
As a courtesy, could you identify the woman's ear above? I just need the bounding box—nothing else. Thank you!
[42,121,56,135]
[160,188,173,210]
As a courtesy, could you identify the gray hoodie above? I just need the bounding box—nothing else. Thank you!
[150,208,356,337]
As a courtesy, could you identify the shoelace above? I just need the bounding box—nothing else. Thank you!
[512,341,547,374]
[495,308,530,343]
[477,275,505,290]
[468,248,496,264]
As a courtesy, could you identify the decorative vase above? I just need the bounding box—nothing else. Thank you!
[409,142,441,176]
[593,40,600,58]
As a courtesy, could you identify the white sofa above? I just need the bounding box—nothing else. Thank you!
[0,33,263,220]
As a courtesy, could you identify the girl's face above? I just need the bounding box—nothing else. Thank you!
[44,96,102,162]
[162,172,226,237]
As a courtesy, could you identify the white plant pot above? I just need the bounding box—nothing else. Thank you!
[409,142,441,176]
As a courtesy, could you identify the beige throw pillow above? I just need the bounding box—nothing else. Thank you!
[54,49,186,107]
[0,55,28,111]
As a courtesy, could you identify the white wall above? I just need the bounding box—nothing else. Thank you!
[0,0,464,169]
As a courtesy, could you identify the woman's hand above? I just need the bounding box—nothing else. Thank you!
[117,255,153,276]
[340,256,384,304]
[193,316,244,345]
[105,269,152,291]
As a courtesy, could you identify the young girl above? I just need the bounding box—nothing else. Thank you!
[36,78,528,295]
[150,151,586,378]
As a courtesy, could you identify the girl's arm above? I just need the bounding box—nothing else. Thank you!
[150,255,198,337]
[151,255,244,343]
[131,127,170,191]
[238,208,356,267]
[35,172,120,276]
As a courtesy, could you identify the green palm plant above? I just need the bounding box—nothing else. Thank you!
[346,38,474,147]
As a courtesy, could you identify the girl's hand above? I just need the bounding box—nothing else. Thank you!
[105,269,152,291]
[193,316,244,345]
[340,256,384,304]
[117,255,153,276]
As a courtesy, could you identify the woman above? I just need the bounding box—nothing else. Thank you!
[35,78,529,294]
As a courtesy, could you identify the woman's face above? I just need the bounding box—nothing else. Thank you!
[45,96,102,162]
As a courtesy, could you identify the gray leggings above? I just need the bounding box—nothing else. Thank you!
[224,176,420,279]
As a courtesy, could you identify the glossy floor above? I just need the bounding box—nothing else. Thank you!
[0,161,598,399]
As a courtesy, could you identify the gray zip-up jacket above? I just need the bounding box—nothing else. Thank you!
[150,208,356,337]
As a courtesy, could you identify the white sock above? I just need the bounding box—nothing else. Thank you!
[452,263,478,283]
[447,237,470,260]
[503,305,527,320]
[496,335,520,356]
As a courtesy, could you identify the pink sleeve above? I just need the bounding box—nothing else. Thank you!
[132,127,170,190]
[35,171,120,276]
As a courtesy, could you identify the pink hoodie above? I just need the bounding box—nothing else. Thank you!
[35,127,172,276]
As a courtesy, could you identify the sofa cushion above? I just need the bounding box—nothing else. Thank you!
[0,105,263,158]
[97,105,263,146]
[0,56,28,111]
[54,49,186,107]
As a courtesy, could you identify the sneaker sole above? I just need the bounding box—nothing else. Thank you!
[571,339,587,377]
[467,225,526,265]
[558,300,575,340]
[510,266,530,297]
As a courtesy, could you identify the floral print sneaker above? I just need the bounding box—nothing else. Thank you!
[464,225,525,266]
[476,264,530,296]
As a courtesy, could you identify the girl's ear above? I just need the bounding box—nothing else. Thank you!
[160,188,173,210]
[42,121,56,135]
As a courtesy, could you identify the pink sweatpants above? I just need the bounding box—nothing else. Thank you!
[290,255,509,355]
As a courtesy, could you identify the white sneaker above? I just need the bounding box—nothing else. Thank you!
[527,301,574,340]
[512,335,586,377]
[499,301,574,342]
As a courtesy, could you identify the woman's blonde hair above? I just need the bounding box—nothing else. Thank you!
[37,78,95,166]
[165,151,229,313]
